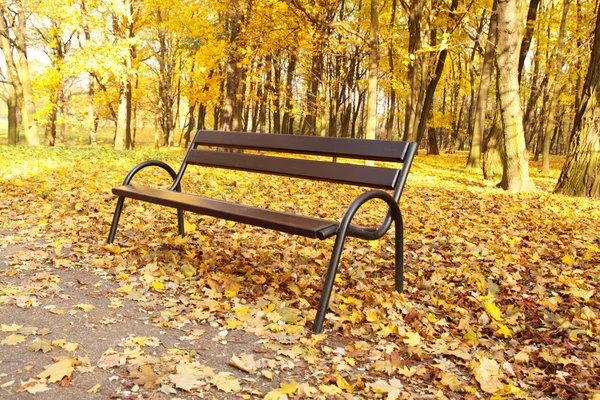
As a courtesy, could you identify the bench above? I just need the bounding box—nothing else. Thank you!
[107,130,417,333]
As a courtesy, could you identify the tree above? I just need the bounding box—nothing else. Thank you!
[495,0,533,191]
[540,0,570,173]
[364,0,378,165]
[554,5,600,198]
[0,1,40,146]
[467,0,497,170]
[0,69,17,144]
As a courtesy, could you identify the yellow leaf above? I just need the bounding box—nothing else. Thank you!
[484,301,503,321]
[319,384,343,395]
[402,331,421,347]
[151,280,165,291]
[62,342,80,352]
[563,287,594,300]
[211,373,241,393]
[28,339,52,353]
[561,254,575,265]
[278,380,299,395]
[439,371,462,392]
[495,323,512,338]
[228,354,257,373]
[38,358,76,383]
[336,374,355,392]
[184,220,196,232]
[474,357,504,394]
[87,384,101,394]
[1,324,24,332]
[1,334,26,345]
[118,284,134,293]
[131,365,159,389]
[261,370,274,380]
[115,273,129,280]
[73,304,95,312]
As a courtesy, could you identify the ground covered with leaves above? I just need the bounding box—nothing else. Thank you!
[0,146,599,399]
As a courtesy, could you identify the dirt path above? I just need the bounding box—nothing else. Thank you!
[0,236,303,399]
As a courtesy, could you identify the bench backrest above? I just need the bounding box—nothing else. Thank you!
[173,130,417,201]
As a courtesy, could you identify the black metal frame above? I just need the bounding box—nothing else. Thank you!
[107,132,417,333]
[107,160,184,243]
[313,189,404,333]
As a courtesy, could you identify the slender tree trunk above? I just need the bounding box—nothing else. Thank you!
[87,74,98,147]
[222,0,242,132]
[7,95,17,145]
[0,4,39,146]
[555,7,600,198]
[496,0,533,191]
[365,0,379,165]
[282,52,297,135]
[467,0,498,169]
[14,1,40,145]
[518,0,540,83]
[272,56,282,133]
[385,0,397,141]
[483,113,505,181]
[302,50,323,135]
[541,0,570,173]
[2,81,18,145]
[115,83,128,150]
[403,0,421,142]
[415,0,458,145]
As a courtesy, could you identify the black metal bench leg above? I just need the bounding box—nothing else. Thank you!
[313,232,347,333]
[395,214,404,293]
[107,197,125,244]
[177,209,185,237]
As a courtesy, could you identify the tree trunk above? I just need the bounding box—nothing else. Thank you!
[221,0,242,132]
[302,51,323,135]
[467,0,497,169]
[385,0,397,141]
[365,0,379,165]
[272,56,281,134]
[541,0,570,173]
[496,0,533,191]
[0,4,39,146]
[87,74,98,147]
[428,127,439,155]
[115,83,128,150]
[415,0,458,145]
[518,0,540,83]
[282,52,297,135]
[4,82,18,145]
[403,0,422,142]
[483,115,505,181]
[14,1,40,146]
[554,7,600,198]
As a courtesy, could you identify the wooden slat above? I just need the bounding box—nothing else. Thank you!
[186,149,399,189]
[193,130,410,162]
[113,185,338,238]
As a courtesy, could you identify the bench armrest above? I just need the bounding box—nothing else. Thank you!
[337,190,402,241]
[120,160,181,192]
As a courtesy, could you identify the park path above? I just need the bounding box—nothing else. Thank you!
[0,234,300,399]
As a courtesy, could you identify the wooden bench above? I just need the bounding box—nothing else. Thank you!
[107,130,417,333]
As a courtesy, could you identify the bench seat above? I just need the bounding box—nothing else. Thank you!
[113,185,339,239]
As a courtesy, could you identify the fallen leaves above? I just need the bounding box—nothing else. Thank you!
[1,147,599,398]
[473,357,504,394]
[37,357,78,384]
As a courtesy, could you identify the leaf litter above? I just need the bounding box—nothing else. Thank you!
[0,146,598,399]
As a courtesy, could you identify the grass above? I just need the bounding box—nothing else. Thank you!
[0,119,182,149]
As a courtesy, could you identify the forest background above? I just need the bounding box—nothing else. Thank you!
[0,0,599,197]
